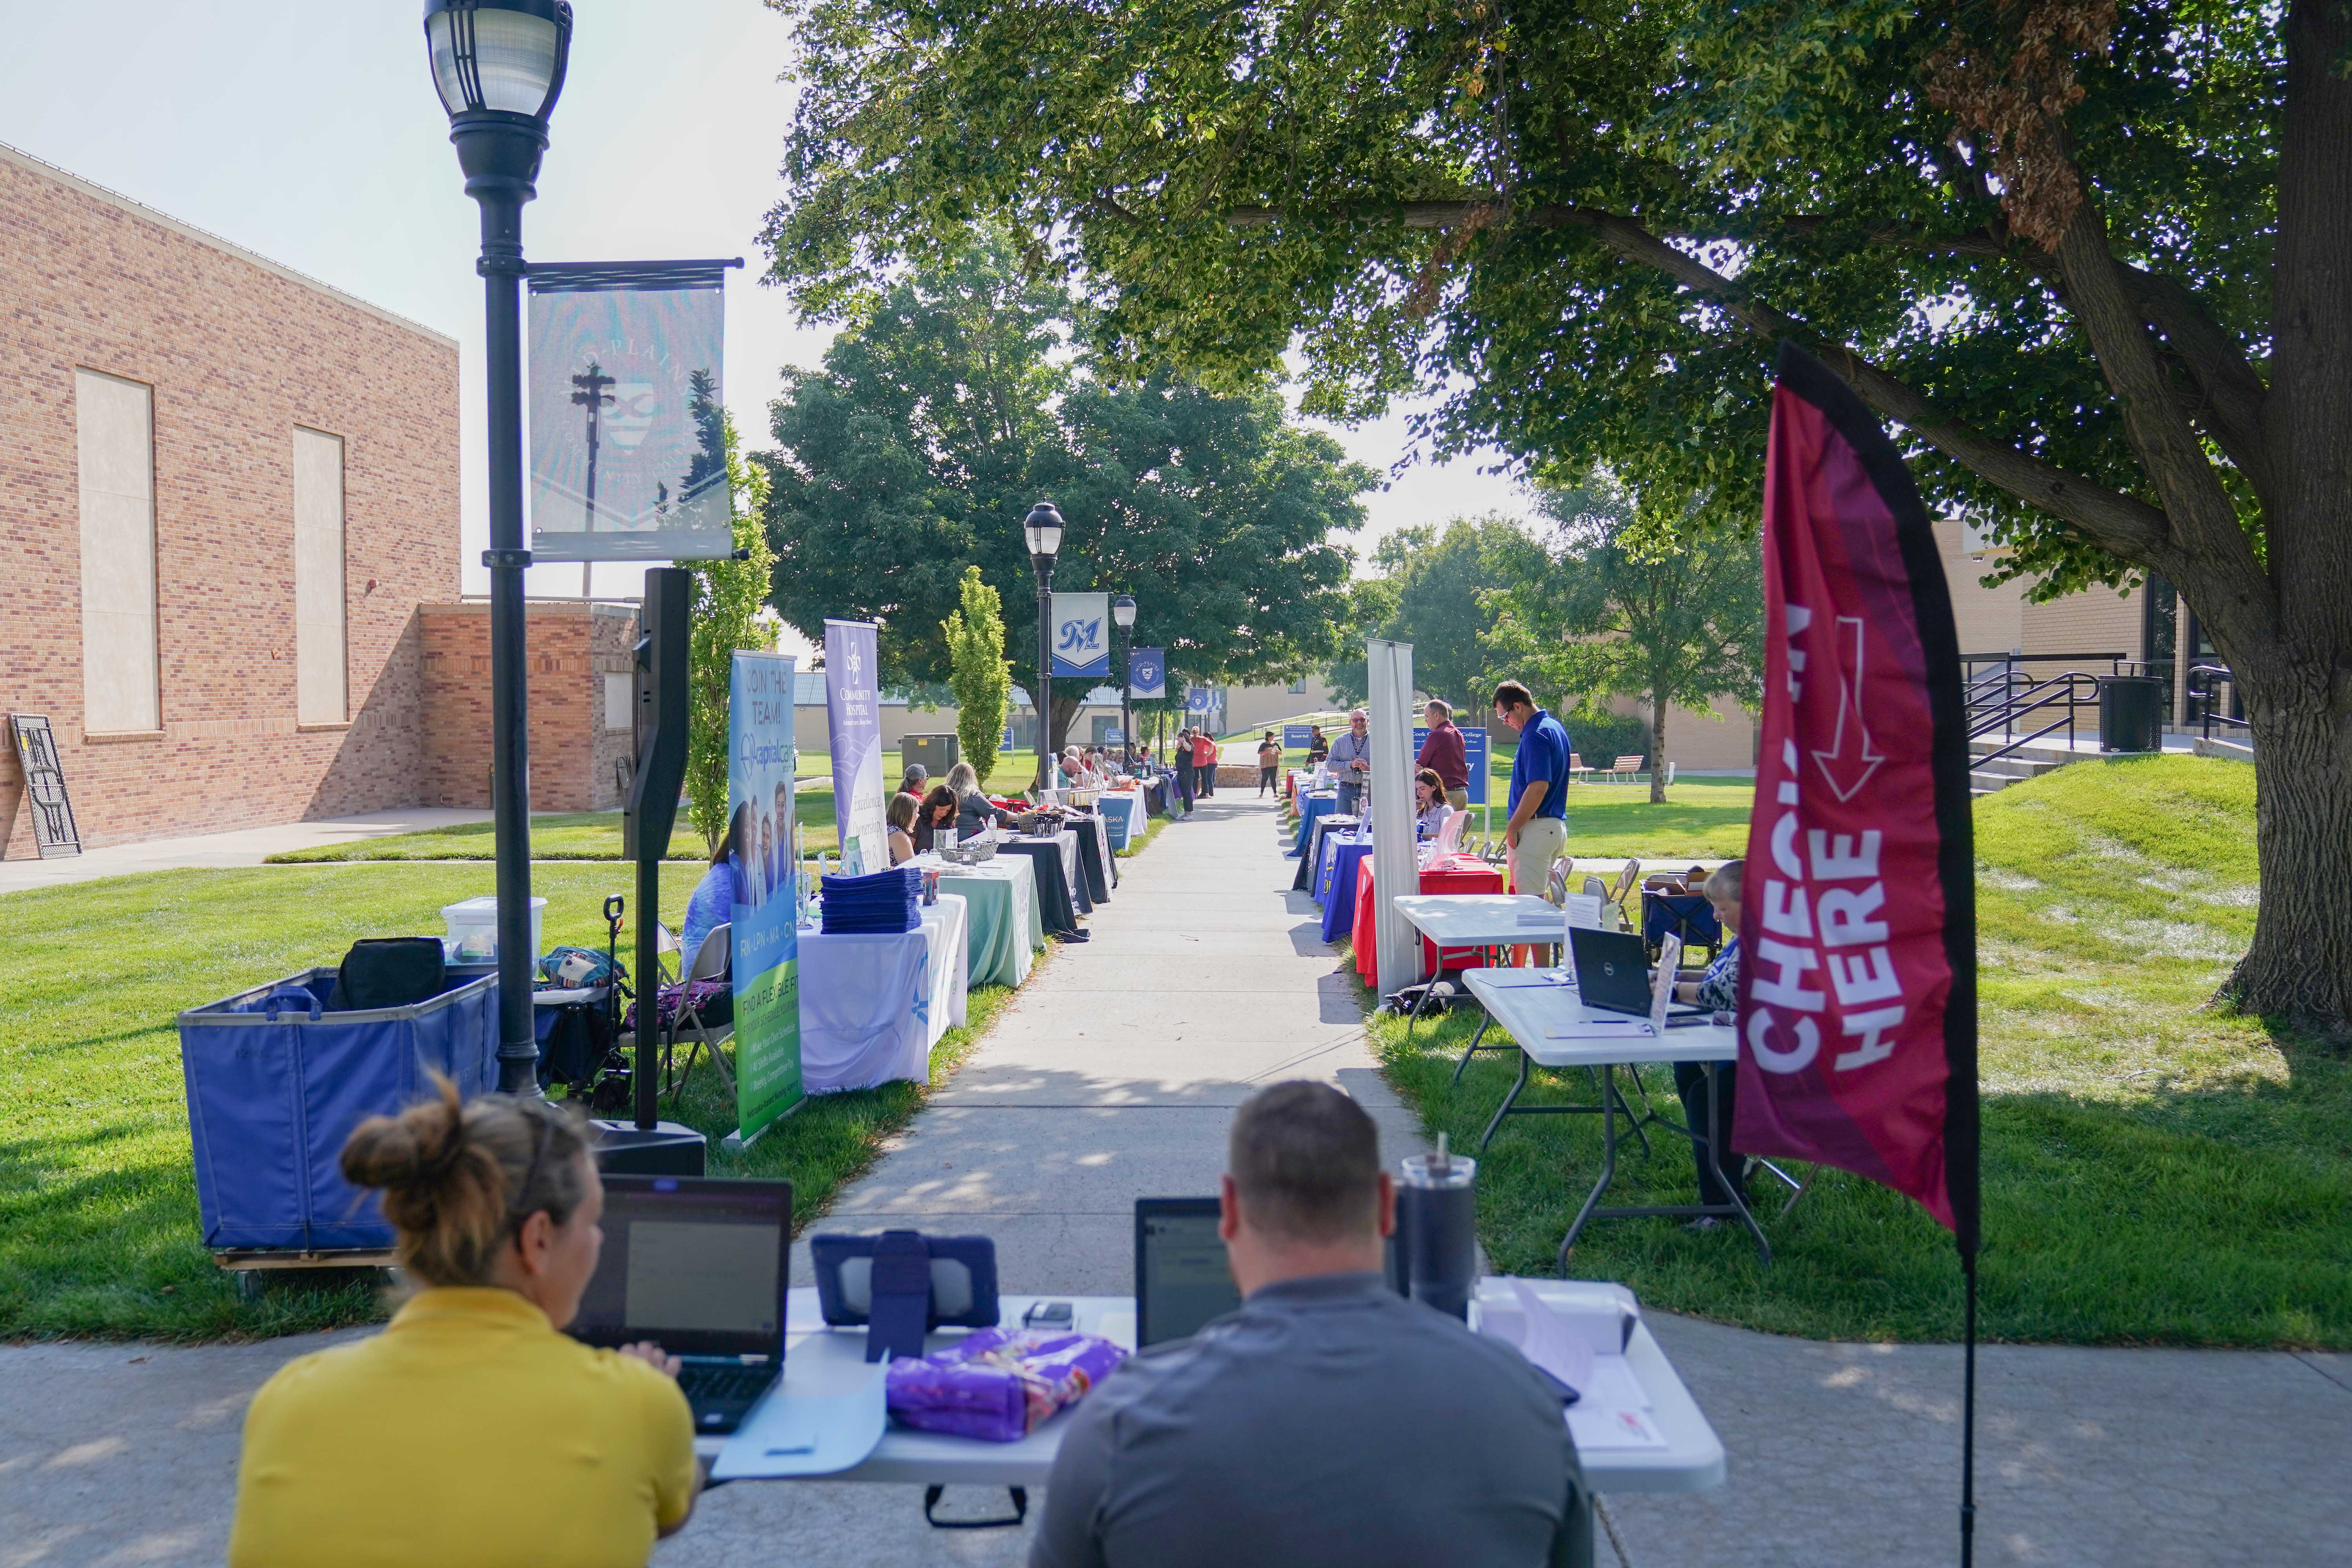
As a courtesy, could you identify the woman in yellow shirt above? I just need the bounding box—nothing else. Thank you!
[229,1079,699,1567]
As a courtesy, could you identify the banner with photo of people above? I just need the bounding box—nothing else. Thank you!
[729,651,803,1140]
[824,619,887,877]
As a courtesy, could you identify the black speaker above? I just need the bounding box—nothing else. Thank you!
[622,569,706,1148]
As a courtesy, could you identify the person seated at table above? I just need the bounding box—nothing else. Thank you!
[946,760,1018,836]
[900,763,930,799]
[1256,731,1282,796]
[1033,1081,1591,1568]
[1413,767,1451,840]
[679,806,745,964]
[1670,859,1747,1231]
[911,784,961,853]
[886,791,919,866]
[228,1082,699,1568]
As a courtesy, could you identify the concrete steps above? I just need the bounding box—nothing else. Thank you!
[1967,739,2075,797]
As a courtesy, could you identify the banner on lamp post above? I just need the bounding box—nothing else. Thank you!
[823,620,887,878]
[526,260,737,562]
[1734,341,1979,1251]
[729,651,804,1142]
[1129,647,1166,700]
[1050,593,1111,679]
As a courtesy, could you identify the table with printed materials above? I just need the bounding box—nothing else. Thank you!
[995,830,1088,929]
[1456,966,1768,1266]
[695,1280,1725,1497]
[912,853,1044,989]
[797,892,969,1093]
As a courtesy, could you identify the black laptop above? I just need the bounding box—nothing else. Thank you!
[1134,1197,1410,1347]
[1569,927,1708,1023]
[570,1175,792,1434]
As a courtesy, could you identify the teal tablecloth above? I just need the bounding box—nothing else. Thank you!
[919,854,1044,989]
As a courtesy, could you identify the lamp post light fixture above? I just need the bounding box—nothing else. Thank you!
[425,0,573,1094]
[1112,593,1137,765]
[1023,502,1065,791]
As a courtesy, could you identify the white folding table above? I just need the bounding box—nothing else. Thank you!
[1388,892,1567,1033]
[1458,967,1770,1267]
[698,1281,1725,1498]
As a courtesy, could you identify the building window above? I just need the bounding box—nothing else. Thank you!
[1288,677,1307,695]
[76,370,160,733]
[292,428,348,724]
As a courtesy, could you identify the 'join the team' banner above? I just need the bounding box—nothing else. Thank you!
[526,260,736,562]
[729,651,803,1140]
[1735,342,1980,1253]
[824,620,887,877]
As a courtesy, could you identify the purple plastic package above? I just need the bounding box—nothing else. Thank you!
[884,1328,1129,1442]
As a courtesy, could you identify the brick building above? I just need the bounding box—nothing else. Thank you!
[418,601,639,813]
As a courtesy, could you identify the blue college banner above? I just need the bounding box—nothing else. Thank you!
[1129,647,1166,700]
[1185,686,1213,715]
[730,652,802,1139]
[823,621,887,877]
[1051,593,1111,679]
[526,261,734,561]
[1413,724,1490,806]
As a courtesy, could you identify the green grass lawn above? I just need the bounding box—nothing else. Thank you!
[0,861,1030,1341]
[269,793,844,864]
[1364,754,2350,1347]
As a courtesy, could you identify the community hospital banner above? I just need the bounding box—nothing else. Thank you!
[730,651,803,1141]
[1735,341,1979,1251]
[824,620,887,876]
[1050,593,1111,679]
[526,260,735,562]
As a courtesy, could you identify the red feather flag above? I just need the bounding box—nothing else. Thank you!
[1734,342,1980,1257]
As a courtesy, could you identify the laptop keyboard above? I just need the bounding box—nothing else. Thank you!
[679,1363,774,1405]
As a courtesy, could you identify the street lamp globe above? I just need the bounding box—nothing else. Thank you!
[1023,502,1065,561]
[426,0,572,123]
[1112,593,1137,628]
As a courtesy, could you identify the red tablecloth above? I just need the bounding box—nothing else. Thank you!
[1353,855,1508,985]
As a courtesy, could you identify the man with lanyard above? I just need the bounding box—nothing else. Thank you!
[1326,708,1373,818]
[1492,680,1571,907]
[1415,699,1471,811]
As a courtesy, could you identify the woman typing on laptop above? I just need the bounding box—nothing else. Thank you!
[228,1080,699,1566]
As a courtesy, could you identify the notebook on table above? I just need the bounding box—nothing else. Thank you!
[570,1175,793,1434]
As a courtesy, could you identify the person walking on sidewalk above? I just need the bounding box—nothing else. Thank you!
[1493,680,1571,907]
[1416,699,1471,811]
[1256,731,1282,796]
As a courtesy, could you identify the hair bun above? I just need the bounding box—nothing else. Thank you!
[341,1076,466,1192]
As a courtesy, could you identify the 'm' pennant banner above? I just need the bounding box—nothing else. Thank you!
[1735,342,1980,1252]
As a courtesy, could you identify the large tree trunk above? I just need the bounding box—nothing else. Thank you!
[1648,691,1668,805]
[2224,654,2352,1024]
[1049,693,1082,762]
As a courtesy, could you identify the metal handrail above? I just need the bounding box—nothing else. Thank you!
[2185,664,2248,740]
[1966,671,2102,770]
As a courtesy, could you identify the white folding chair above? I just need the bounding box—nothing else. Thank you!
[663,923,734,1102]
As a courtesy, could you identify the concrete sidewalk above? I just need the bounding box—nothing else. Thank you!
[0,808,493,894]
[2,793,2344,1566]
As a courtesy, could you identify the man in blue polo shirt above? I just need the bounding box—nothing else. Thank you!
[1493,679,1571,906]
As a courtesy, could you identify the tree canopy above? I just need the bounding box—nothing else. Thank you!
[1324,516,1524,716]
[760,0,2352,1022]
[757,233,1371,754]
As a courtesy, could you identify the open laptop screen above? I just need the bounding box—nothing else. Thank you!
[1134,1199,1241,1347]
[571,1176,791,1358]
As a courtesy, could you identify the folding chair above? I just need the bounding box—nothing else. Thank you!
[663,923,735,1102]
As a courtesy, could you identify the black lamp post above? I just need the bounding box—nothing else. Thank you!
[1023,502,1064,791]
[1112,593,1137,764]
[425,0,572,1095]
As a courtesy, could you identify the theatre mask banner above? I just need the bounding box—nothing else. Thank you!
[527,261,734,562]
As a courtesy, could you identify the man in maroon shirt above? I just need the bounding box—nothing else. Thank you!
[1415,700,1471,810]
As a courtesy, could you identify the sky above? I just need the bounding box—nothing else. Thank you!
[0,0,1535,657]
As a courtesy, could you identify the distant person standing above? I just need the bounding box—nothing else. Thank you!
[1256,731,1282,796]
[1193,729,1219,798]
[1173,727,1198,806]
[1493,681,1571,907]
[1327,709,1372,818]
[1416,699,1471,811]
[1306,724,1330,766]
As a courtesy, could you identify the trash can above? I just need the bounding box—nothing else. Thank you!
[901,733,962,777]
[2098,675,2165,753]
[177,968,498,1251]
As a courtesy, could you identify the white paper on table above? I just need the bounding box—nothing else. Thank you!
[1508,1280,1595,1398]
[1565,894,1603,931]
[1651,933,1683,1033]
[1541,1018,1657,1040]
[1567,1405,1670,1450]
[711,1363,888,1479]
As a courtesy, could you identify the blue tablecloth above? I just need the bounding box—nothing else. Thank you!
[1291,793,1339,857]
[1319,837,1376,941]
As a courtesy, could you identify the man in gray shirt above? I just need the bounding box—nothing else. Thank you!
[1031,1082,1592,1568]
[1327,708,1373,818]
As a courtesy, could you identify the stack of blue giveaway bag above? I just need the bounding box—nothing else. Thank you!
[820,865,924,935]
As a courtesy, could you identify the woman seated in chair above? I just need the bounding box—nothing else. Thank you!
[681,804,746,961]
[1413,767,1450,840]
[229,1082,699,1567]
[886,791,919,866]
[911,784,961,853]
[1669,859,1747,1231]
[946,761,1018,836]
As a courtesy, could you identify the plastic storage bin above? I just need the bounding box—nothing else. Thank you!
[176,967,498,1251]
[440,895,546,962]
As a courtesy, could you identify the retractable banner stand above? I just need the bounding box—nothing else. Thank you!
[1366,640,1421,996]
[526,260,739,562]
[824,621,887,877]
[1129,648,1166,701]
[1737,341,1982,1560]
[1050,593,1111,679]
[730,652,804,1143]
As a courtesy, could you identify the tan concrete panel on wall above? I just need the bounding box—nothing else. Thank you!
[292,427,348,725]
[75,370,159,733]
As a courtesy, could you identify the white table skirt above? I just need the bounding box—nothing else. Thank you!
[1099,789,1147,846]
[797,894,970,1093]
